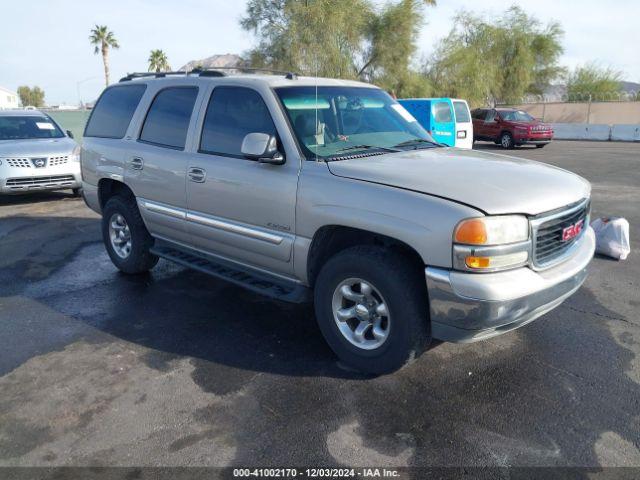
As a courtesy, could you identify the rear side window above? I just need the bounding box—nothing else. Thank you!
[472,109,486,120]
[85,85,147,138]
[485,110,497,122]
[200,86,276,158]
[139,87,199,149]
[433,102,452,123]
[453,101,471,123]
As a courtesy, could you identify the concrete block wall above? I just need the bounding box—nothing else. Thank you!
[551,123,640,142]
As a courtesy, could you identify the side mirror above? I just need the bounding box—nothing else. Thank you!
[66,130,75,139]
[241,133,285,165]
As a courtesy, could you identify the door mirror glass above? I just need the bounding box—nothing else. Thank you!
[66,129,74,139]
[241,133,284,164]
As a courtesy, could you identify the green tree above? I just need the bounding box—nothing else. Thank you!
[89,25,120,86]
[427,6,564,106]
[240,0,434,97]
[565,63,622,101]
[17,86,45,107]
[148,49,171,72]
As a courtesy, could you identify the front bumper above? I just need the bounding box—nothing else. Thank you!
[514,133,554,145]
[0,163,81,194]
[426,226,595,342]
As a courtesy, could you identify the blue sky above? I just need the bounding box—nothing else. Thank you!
[1,0,638,105]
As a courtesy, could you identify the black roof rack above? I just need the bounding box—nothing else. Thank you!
[119,71,191,82]
[119,67,299,83]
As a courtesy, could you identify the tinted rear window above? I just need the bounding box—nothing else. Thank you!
[433,102,452,123]
[139,87,199,149]
[453,101,471,123]
[85,85,147,139]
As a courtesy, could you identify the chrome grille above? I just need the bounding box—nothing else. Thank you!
[4,158,32,168]
[48,155,69,166]
[5,175,75,188]
[532,199,590,268]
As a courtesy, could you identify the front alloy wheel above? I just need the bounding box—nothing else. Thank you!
[332,278,390,350]
[314,245,430,374]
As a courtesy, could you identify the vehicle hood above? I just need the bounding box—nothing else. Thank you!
[326,148,590,215]
[0,138,77,158]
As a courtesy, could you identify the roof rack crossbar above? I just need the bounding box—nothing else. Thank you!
[191,67,298,80]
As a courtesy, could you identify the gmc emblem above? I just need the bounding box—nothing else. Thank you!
[562,219,584,241]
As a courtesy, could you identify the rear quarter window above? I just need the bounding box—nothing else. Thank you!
[139,87,199,150]
[84,84,147,139]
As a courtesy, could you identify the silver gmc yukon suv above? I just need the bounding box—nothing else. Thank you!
[1,109,82,195]
[81,70,595,374]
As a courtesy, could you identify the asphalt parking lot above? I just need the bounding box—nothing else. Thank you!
[0,141,639,471]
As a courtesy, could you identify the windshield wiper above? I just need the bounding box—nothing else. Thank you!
[335,144,400,154]
[393,138,442,149]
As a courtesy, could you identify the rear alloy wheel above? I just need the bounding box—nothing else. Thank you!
[500,132,514,149]
[102,194,159,274]
[314,245,430,375]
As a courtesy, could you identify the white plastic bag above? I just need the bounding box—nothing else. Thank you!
[591,217,630,260]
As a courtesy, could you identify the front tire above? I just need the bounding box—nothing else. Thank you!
[500,132,514,149]
[314,246,430,375]
[102,194,158,274]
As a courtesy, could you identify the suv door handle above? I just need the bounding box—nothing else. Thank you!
[188,167,206,183]
[130,157,144,170]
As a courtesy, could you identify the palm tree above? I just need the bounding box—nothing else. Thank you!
[89,25,120,87]
[148,49,171,73]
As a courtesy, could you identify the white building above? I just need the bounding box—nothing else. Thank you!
[0,86,19,109]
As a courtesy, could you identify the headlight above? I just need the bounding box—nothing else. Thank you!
[453,216,531,272]
[71,145,81,162]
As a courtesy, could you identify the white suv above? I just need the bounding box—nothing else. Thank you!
[0,109,81,195]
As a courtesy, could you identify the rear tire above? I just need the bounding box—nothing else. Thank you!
[314,246,430,375]
[500,132,514,149]
[102,194,158,274]
[72,187,82,197]
[535,144,546,149]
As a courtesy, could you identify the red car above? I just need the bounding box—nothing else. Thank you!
[471,107,554,149]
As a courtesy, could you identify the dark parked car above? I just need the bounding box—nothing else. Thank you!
[471,107,554,149]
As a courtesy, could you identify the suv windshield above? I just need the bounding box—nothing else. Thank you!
[0,116,64,140]
[275,86,436,160]
[500,110,534,122]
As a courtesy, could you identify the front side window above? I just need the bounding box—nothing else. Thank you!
[200,86,277,157]
[453,101,471,123]
[139,87,199,149]
[85,84,147,139]
[433,102,453,123]
[275,86,436,160]
[0,115,64,140]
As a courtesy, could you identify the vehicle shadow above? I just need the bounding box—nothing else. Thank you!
[0,215,376,380]
[473,142,541,151]
[0,190,78,207]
